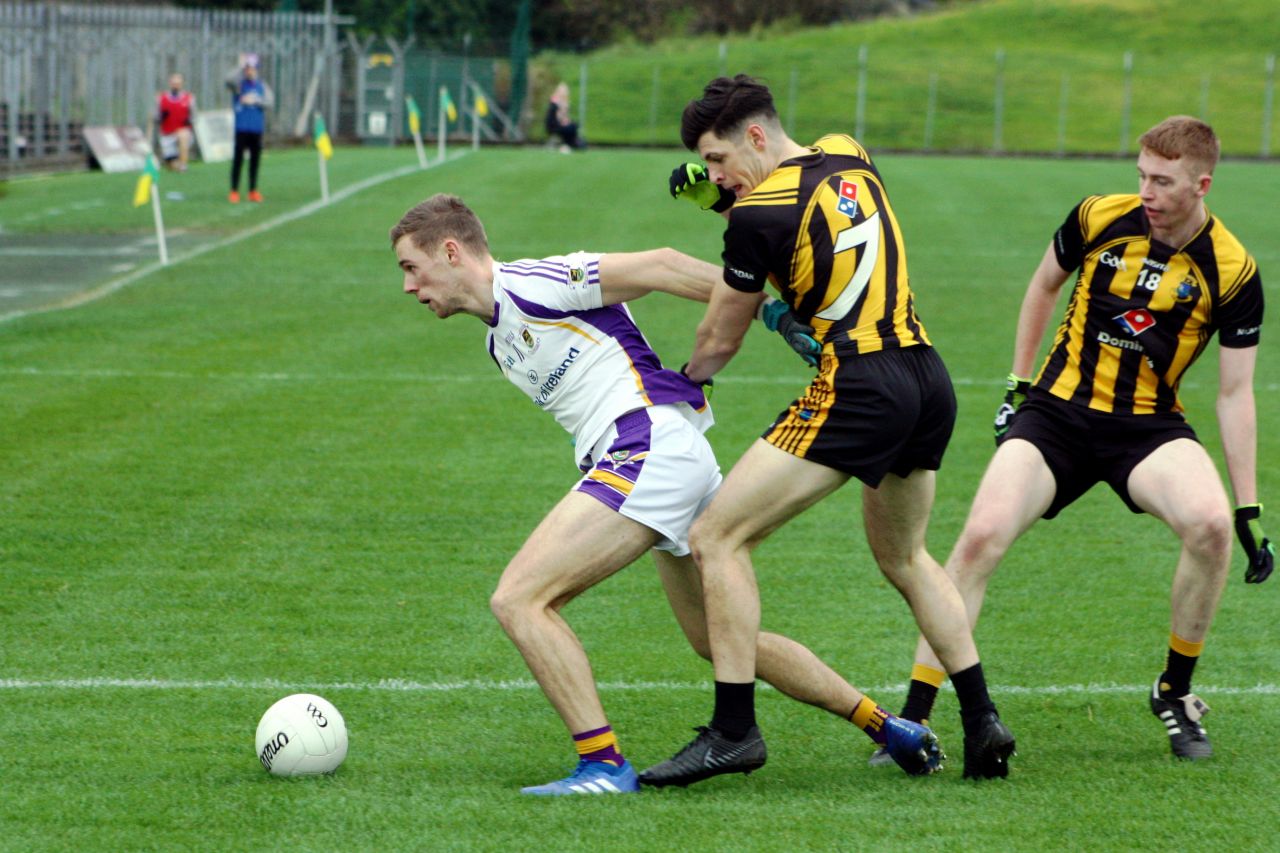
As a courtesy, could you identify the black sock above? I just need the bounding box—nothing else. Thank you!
[1160,649,1199,698]
[900,679,940,724]
[951,662,997,733]
[710,680,756,741]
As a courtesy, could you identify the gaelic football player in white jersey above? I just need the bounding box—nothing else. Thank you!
[390,194,945,796]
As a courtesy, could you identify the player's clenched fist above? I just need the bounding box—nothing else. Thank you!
[993,374,1030,444]
[1234,503,1275,583]
[668,162,735,212]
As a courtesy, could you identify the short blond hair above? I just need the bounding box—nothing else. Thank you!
[389,194,489,255]
[1138,116,1220,176]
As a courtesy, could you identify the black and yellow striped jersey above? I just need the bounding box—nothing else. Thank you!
[1037,194,1264,415]
[721,134,930,355]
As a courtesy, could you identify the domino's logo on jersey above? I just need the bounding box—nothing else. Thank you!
[1114,308,1156,336]
[836,180,859,218]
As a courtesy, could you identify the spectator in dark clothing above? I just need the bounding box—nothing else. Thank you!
[545,82,585,152]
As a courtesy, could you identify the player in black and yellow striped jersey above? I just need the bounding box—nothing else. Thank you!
[724,132,930,355]
[1037,192,1260,415]
[896,116,1273,763]
[640,75,1015,789]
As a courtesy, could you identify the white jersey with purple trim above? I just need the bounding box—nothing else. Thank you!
[485,252,713,465]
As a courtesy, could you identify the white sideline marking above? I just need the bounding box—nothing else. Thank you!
[4,365,1275,393]
[0,152,470,326]
[0,677,1276,696]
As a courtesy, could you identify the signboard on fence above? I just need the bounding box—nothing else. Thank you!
[194,109,235,163]
[82,126,152,172]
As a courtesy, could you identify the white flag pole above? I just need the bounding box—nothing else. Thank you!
[413,125,427,169]
[150,183,168,266]
[437,93,447,163]
[318,145,330,204]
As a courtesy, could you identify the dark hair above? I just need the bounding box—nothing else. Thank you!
[389,193,489,255]
[680,74,778,151]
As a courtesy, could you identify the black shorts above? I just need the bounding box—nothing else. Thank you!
[1002,389,1199,519]
[763,345,956,487]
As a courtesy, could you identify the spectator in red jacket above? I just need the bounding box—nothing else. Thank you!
[156,72,196,172]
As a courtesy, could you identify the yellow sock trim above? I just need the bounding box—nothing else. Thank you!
[574,730,618,756]
[850,697,886,733]
[910,663,947,688]
[1169,632,1204,658]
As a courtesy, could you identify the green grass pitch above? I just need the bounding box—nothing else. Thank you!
[1,146,1277,851]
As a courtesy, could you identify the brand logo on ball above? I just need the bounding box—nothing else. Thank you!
[259,730,290,770]
[306,701,329,727]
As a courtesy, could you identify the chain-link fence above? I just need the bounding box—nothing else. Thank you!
[545,43,1279,157]
[0,2,350,175]
[0,2,531,176]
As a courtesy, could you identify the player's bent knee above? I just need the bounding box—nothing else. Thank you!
[688,518,724,567]
[489,582,538,631]
[953,515,1015,571]
[689,513,757,564]
[488,588,516,629]
[1181,511,1233,565]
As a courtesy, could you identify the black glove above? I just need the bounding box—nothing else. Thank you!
[679,362,714,401]
[1235,503,1275,583]
[993,374,1030,444]
[759,299,820,367]
[668,162,735,213]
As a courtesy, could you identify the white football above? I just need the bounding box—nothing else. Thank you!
[255,693,348,777]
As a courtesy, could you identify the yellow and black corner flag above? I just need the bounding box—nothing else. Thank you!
[133,154,159,207]
[314,114,334,160]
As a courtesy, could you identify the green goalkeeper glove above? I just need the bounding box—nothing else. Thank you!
[758,298,821,368]
[1234,503,1275,583]
[993,373,1030,444]
[669,163,735,213]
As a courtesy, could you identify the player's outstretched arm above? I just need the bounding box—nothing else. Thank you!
[1216,344,1273,582]
[683,283,758,383]
[597,248,724,305]
[1010,242,1072,378]
[994,242,1071,440]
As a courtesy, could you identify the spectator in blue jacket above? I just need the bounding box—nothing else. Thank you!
[228,56,272,203]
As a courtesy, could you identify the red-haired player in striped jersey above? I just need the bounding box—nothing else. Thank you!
[898,115,1271,762]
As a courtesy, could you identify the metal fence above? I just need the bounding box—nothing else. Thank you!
[555,43,1280,157]
[0,2,526,176]
[0,1,348,174]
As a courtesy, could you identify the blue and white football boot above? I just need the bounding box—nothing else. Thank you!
[883,716,946,776]
[520,759,641,796]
